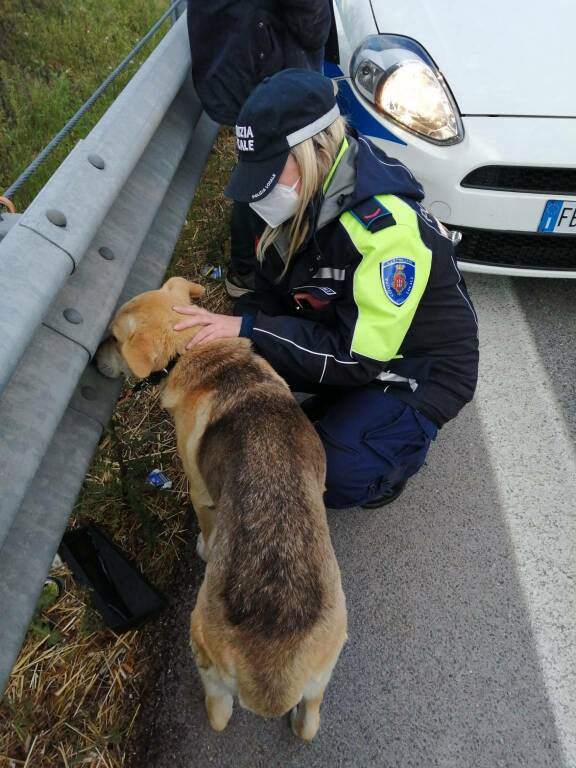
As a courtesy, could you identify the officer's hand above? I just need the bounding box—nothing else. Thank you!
[173,306,242,349]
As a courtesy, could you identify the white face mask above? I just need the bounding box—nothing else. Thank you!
[249,178,300,228]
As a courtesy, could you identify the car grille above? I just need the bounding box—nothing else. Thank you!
[455,227,576,271]
[461,166,576,195]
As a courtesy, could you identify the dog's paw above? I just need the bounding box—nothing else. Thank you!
[196,532,208,562]
[291,703,320,741]
[206,694,233,732]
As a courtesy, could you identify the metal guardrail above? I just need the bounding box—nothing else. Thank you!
[0,11,219,693]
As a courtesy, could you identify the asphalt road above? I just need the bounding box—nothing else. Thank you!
[128,274,576,768]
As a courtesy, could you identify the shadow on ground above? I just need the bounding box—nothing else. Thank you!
[511,277,576,442]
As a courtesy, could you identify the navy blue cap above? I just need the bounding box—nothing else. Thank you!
[225,69,340,203]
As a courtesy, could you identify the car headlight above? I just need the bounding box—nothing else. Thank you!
[351,35,464,145]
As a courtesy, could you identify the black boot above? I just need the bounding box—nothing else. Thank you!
[361,481,406,509]
[224,268,255,298]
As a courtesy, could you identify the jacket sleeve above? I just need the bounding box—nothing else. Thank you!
[232,262,292,319]
[233,290,288,319]
[278,0,332,52]
[244,303,384,387]
[241,217,434,386]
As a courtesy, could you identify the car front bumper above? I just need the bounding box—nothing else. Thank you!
[365,111,576,277]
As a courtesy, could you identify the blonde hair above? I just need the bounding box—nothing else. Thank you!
[256,115,347,271]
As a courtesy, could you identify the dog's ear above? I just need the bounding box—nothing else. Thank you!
[162,277,205,301]
[120,331,160,379]
[187,281,205,299]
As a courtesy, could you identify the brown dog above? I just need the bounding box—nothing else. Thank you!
[96,277,347,739]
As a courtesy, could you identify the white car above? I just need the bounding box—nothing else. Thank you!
[328,0,576,277]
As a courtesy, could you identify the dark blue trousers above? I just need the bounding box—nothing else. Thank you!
[311,386,437,509]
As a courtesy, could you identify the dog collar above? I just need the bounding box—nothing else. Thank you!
[146,356,178,386]
[130,356,178,394]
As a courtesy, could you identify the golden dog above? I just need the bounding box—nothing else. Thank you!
[96,277,347,739]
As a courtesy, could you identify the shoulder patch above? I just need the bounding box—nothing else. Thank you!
[381,257,416,306]
[349,197,396,233]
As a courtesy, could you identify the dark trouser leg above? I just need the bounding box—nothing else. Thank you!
[314,387,438,509]
[229,201,261,276]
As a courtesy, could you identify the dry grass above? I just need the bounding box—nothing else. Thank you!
[0,132,236,768]
[1,571,143,767]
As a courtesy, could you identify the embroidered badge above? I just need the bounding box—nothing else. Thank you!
[363,206,382,222]
[350,197,395,232]
[381,258,416,306]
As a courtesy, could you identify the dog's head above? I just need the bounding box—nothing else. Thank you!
[96,277,205,379]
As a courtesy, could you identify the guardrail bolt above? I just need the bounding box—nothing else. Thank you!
[88,154,105,170]
[98,246,115,260]
[63,308,83,324]
[81,386,97,401]
[46,209,67,227]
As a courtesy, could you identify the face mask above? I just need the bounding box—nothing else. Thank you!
[249,178,300,228]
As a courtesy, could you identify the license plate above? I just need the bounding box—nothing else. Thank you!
[538,200,576,233]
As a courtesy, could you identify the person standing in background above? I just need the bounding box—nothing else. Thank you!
[187,0,335,297]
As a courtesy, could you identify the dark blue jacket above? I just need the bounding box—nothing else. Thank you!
[235,135,479,428]
[187,0,332,125]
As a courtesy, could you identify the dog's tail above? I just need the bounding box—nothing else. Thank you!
[236,644,312,718]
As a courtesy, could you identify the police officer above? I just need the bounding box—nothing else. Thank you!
[174,69,479,509]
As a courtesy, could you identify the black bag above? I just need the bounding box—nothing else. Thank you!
[59,524,166,633]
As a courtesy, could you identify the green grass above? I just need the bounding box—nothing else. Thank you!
[0,0,168,209]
